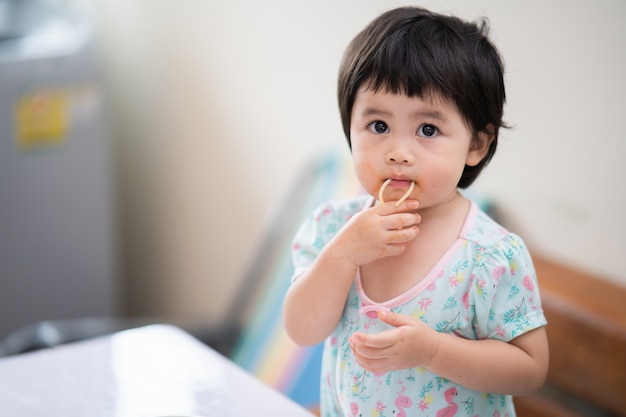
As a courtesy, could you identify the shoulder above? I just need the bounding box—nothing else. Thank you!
[292,195,371,273]
[310,194,371,227]
[463,203,513,246]
[464,203,529,255]
[462,203,535,281]
[313,194,372,218]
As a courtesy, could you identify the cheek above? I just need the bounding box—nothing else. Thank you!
[418,155,467,196]
[352,153,380,195]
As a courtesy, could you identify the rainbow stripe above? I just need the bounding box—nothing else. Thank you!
[230,147,360,408]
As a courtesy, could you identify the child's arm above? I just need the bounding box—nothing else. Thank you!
[349,309,549,395]
[283,200,420,346]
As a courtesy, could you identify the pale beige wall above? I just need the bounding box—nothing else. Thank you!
[90,0,626,322]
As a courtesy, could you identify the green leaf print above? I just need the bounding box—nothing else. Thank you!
[503,309,517,324]
[385,372,393,387]
[504,298,527,324]
[435,376,449,390]
[462,396,475,414]
[506,285,520,301]
[419,381,434,400]
[442,296,457,311]
[435,312,461,332]
[452,259,470,273]
[351,370,367,398]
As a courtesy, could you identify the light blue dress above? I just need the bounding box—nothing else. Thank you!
[291,195,547,417]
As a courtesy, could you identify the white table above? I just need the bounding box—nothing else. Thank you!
[0,324,315,417]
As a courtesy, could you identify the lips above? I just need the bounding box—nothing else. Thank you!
[378,177,416,205]
[385,178,412,187]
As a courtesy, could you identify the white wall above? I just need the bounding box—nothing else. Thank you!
[90,0,626,322]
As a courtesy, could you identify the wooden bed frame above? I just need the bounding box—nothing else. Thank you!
[514,254,626,417]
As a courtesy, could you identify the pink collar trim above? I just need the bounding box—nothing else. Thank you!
[357,200,478,310]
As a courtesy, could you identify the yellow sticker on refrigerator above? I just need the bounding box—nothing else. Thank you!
[15,90,69,150]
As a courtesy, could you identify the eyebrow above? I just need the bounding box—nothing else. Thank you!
[359,108,392,118]
[412,110,448,122]
[358,107,448,123]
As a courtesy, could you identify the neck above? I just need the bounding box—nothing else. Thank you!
[415,191,470,240]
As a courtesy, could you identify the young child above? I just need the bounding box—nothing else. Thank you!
[283,6,548,417]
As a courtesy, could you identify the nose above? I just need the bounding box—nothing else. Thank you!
[386,137,414,165]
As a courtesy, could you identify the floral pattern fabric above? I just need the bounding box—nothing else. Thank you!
[291,195,547,417]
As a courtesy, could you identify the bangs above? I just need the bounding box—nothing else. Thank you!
[353,17,471,106]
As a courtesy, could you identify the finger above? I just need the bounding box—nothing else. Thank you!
[350,340,398,373]
[376,199,419,215]
[377,308,418,327]
[381,243,410,258]
[351,331,395,350]
[384,213,420,230]
[351,341,388,367]
[353,354,389,373]
[385,227,419,244]
[350,340,382,360]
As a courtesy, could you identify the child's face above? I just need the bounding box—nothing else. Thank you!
[350,88,487,210]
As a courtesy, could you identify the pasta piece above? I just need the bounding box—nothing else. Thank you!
[378,179,392,203]
[394,180,415,207]
[378,179,415,207]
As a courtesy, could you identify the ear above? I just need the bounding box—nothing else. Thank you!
[466,124,495,167]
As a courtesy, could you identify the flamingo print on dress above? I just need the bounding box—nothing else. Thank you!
[436,387,458,417]
[392,380,413,417]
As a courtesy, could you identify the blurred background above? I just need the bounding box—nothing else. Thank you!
[0,0,624,349]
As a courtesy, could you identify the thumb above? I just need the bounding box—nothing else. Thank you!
[377,308,414,327]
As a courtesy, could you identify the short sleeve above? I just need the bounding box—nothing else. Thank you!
[470,233,547,342]
[291,207,325,281]
[291,197,368,282]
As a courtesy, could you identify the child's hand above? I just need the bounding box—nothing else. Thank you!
[331,200,420,267]
[349,309,440,373]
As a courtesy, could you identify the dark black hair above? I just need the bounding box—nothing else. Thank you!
[338,7,506,188]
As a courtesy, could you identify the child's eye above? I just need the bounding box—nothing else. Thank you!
[418,124,439,138]
[368,120,389,134]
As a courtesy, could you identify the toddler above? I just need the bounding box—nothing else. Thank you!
[283,6,548,416]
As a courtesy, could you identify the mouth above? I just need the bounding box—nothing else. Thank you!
[378,178,415,206]
[386,178,412,187]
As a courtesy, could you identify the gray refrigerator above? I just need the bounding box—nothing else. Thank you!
[0,0,118,341]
